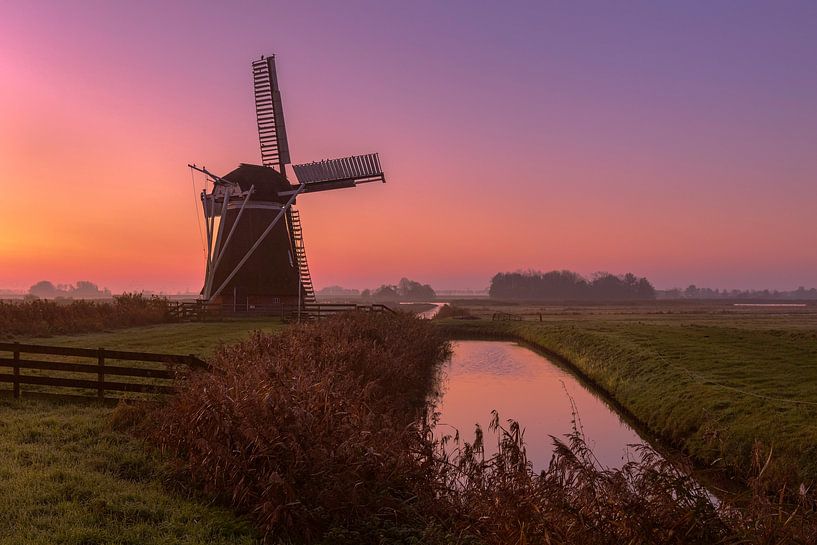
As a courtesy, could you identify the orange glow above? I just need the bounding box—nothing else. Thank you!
[2,3,816,292]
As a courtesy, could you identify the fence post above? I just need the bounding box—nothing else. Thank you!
[12,342,20,399]
[98,348,105,400]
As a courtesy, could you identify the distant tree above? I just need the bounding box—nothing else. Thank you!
[317,285,361,297]
[372,285,399,301]
[29,281,58,298]
[360,289,371,300]
[396,278,436,300]
[684,285,699,299]
[72,281,110,299]
[636,277,656,299]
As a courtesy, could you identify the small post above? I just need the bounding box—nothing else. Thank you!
[12,342,20,399]
[98,348,105,401]
[539,313,543,322]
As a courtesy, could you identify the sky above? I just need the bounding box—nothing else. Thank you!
[1,0,815,292]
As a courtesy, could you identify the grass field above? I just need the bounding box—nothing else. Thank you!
[4,304,817,540]
[12,318,287,354]
[0,398,258,545]
[0,319,285,545]
[438,300,817,485]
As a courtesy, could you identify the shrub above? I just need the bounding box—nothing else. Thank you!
[137,313,817,543]
[0,293,171,338]
[146,312,451,542]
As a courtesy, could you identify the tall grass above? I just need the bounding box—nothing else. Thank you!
[141,312,451,542]
[133,313,817,544]
[0,293,171,338]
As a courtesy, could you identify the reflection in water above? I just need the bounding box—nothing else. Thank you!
[434,341,645,471]
[417,302,445,319]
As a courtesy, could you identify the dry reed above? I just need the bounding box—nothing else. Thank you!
[0,293,170,338]
[134,312,817,544]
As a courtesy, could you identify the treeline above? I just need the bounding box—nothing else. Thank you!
[362,277,436,301]
[28,280,111,299]
[317,278,437,302]
[490,270,656,301]
[661,285,817,300]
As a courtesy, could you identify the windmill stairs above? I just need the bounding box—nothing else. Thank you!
[289,208,316,304]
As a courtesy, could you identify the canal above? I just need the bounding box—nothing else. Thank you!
[433,340,646,471]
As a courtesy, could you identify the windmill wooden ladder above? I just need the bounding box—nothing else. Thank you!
[289,209,316,303]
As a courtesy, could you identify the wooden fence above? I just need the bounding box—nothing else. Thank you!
[167,301,397,322]
[0,342,208,400]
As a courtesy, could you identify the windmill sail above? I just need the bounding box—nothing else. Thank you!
[252,56,291,170]
[190,54,387,310]
[291,153,385,193]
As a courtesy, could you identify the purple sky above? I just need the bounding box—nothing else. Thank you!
[1,1,816,291]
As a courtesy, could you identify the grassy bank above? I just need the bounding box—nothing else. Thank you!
[4,310,817,543]
[1,318,285,545]
[0,398,258,545]
[124,312,816,544]
[10,318,286,355]
[437,302,817,485]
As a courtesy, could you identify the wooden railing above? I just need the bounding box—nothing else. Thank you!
[0,342,208,400]
[167,301,397,322]
[303,303,396,319]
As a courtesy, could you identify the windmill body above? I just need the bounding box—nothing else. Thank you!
[193,55,385,310]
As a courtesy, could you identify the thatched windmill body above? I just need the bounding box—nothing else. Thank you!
[191,55,385,309]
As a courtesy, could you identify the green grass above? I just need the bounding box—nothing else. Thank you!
[0,398,259,544]
[439,301,817,485]
[4,306,817,540]
[15,318,287,355]
[0,318,286,544]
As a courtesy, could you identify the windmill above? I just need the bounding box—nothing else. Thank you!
[190,54,385,310]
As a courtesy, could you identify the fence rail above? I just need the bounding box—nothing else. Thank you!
[167,301,396,322]
[0,342,208,400]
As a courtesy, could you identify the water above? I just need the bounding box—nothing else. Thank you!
[400,301,446,319]
[434,340,646,471]
[417,302,445,319]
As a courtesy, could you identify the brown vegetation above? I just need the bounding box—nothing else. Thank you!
[140,312,451,543]
[0,293,171,338]
[433,303,473,320]
[128,312,817,544]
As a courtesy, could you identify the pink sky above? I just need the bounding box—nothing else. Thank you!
[1,1,816,292]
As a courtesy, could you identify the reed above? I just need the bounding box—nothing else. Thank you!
[141,312,451,542]
[0,293,171,338]
[133,312,817,543]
